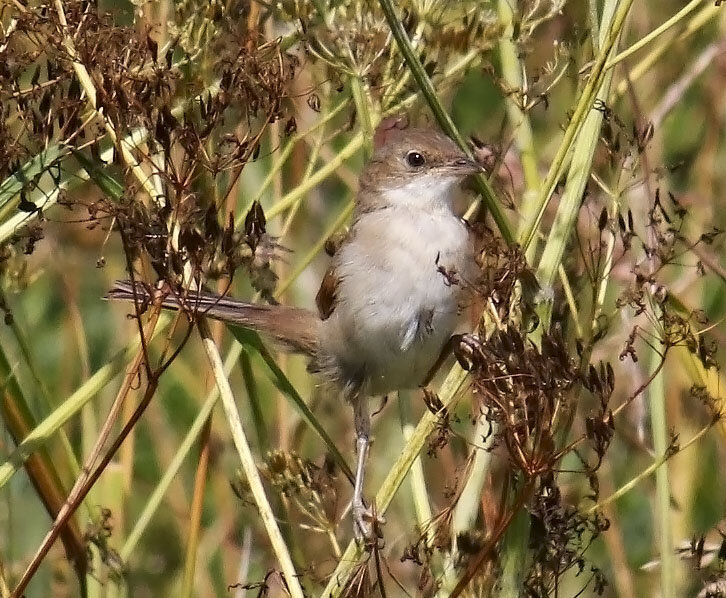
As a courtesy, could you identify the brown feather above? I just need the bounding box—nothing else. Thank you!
[106,281,320,356]
[315,266,339,320]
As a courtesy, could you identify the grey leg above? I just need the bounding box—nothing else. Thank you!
[351,398,384,544]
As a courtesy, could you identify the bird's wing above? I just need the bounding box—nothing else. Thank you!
[315,265,339,320]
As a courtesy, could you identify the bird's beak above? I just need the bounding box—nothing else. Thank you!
[448,157,485,175]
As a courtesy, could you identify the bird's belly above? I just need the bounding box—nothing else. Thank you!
[322,210,470,397]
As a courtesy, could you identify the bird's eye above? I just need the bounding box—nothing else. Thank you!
[406,151,426,168]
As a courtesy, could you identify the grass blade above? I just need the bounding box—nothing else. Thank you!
[228,327,354,486]
[0,315,169,489]
[198,319,305,598]
[648,346,674,597]
[0,146,63,209]
[71,149,124,200]
[0,339,88,587]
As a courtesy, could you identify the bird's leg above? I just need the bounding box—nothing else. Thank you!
[352,397,385,545]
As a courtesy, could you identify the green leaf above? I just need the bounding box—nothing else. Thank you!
[0,145,63,209]
[71,149,125,200]
[0,337,88,587]
[227,326,355,485]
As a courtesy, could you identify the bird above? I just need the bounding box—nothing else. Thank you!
[107,117,484,542]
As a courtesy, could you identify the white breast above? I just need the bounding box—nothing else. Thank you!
[320,201,472,398]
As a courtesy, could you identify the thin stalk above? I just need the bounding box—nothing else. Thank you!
[0,81,221,244]
[380,2,429,111]
[197,319,305,598]
[499,508,530,598]
[53,0,158,200]
[0,315,170,488]
[259,49,480,223]
[229,328,354,486]
[441,414,496,596]
[398,390,458,596]
[9,306,165,597]
[587,421,711,514]
[648,346,674,598]
[0,558,9,598]
[605,0,703,70]
[589,164,626,347]
[349,75,375,154]
[498,2,623,593]
[180,417,212,598]
[519,0,634,253]
[97,464,123,594]
[0,341,87,585]
[276,200,355,297]
[397,391,434,543]
[239,349,269,452]
[498,0,541,260]
[3,294,81,481]
[612,3,721,99]
[535,0,622,331]
[262,136,361,220]
[278,108,328,239]
[558,265,584,339]
[244,97,349,213]
[119,345,241,562]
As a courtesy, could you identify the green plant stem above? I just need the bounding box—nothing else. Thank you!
[648,346,674,598]
[229,327,354,485]
[261,136,361,220]
[499,507,530,597]
[0,316,169,488]
[4,292,81,480]
[350,75,375,154]
[197,319,305,598]
[612,3,721,99]
[259,49,480,224]
[498,1,623,593]
[119,346,240,562]
[0,340,87,585]
[519,0,634,254]
[180,420,211,598]
[398,390,459,595]
[606,0,703,70]
[535,0,622,332]
[498,0,541,260]
[239,349,269,452]
[276,200,355,296]
[377,0,513,244]
[442,413,495,595]
[243,97,349,213]
[397,391,434,541]
[587,421,710,515]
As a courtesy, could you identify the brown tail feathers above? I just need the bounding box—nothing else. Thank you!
[106,280,320,356]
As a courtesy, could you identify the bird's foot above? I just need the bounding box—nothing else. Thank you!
[353,501,385,549]
[453,333,483,370]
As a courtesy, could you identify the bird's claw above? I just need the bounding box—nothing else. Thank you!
[453,333,483,371]
[353,501,385,549]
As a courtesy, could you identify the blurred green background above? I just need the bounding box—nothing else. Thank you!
[1,1,726,597]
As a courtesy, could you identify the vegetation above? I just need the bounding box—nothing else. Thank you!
[1,0,726,596]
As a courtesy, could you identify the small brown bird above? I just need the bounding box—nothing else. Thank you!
[108,118,483,540]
